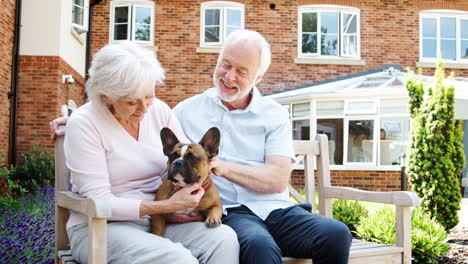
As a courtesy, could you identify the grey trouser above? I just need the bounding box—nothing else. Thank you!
[67,218,239,264]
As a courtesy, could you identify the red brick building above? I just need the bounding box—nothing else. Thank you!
[1,0,467,192]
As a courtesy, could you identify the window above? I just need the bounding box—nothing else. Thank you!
[200,1,244,47]
[285,98,409,168]
[72,0,89,32]
[420,10,468,61]
[298,5,360,58]
[110,1,155,45]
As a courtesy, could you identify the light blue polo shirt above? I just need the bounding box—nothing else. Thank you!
[173,87,295,220]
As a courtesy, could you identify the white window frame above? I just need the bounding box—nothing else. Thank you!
[420,10,468,62]
[298,5,360,59]
[72,0,90,32]
[110,0,155,46]
[200,1,245,47]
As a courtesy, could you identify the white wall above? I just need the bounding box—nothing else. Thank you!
[20,0,61,56]
[59,0,87,76]
[20,0,87,76]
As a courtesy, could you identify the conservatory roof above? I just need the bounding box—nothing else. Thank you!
[268,66,468,119]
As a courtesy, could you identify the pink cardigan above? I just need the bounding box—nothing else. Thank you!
[64,99,188,230]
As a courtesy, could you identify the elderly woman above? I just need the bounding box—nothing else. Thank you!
[63,42,239,264]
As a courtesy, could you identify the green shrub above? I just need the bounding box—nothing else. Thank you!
[405,61,462,231]
[12,144,55,193]
[332,199,369,233]
[355,207,450,264]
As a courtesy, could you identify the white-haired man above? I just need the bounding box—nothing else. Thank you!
[172,29,352,264]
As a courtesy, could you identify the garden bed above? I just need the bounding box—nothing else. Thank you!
[439,227,468,264]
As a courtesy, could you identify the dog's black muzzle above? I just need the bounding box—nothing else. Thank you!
[167,159,200,185]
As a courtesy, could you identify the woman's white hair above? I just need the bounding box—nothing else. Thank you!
[218,29,272,78]
[86,41,165,103]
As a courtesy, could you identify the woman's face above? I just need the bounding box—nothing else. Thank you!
[105,91,154,124]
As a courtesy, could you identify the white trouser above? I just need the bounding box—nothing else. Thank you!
[67,217,239,264]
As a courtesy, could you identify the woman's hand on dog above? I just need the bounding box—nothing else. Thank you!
[168,182,205,211]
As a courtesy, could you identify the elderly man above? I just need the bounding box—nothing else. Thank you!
[172,29,351,264]
[50,29,352,264]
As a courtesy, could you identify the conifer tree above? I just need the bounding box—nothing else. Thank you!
[405,61,462,231]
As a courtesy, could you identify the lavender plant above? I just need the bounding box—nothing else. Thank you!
[0,186,55,264]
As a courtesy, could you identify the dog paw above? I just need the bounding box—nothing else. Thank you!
[205,217,222,228]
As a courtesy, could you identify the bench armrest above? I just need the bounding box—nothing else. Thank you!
[323,186,420,207]
[56,191,112,218]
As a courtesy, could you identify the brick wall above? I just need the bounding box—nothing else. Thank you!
[0,0,16,163]
[88,0,468,107]
[291,169,403,192]
[16,56,84,160]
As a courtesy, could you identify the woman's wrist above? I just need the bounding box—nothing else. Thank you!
[139,200,172,217]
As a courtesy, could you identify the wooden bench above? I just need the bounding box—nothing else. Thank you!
[55,134,420,264]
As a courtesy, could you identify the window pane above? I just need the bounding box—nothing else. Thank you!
[227,9,241,27]
[205,9,220,26]
[302,13,317,32]
[317,101,344,115]
[292,103,310,118]
[321,12,338,34]
[226,26,240,37]
[423,38,437,58]
[135,7,151,25]
[422,18,436,38]
[380,119,409,165]
[114,24,128,40]
[380,99,408,114]
[346,101,376,114]
[317,119,344,165]
[440,17,456,38]
[73,0,84,6]
[343,35,357,56]
[115,7,129,23]
[72,5,84,26]
[205,26,220,42]
[293,120,310,140]
[321,34,338,56]
[302,34,317,53]
[462,20,468,39]
[461,40,468,59]
[348,120,374,163]
[441,39,456,60]
[343,13,356,34]
[135,24,150,41]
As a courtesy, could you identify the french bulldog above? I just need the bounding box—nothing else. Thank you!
[151,127,223,236]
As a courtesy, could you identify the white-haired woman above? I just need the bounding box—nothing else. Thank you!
[63,41,239,264]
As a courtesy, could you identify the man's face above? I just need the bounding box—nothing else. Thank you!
[214,41,261,107]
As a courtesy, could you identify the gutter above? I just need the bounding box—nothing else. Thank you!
[7,0,22,166]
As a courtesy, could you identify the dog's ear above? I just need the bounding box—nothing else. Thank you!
[160,127,180,156]
[199,127,220,159]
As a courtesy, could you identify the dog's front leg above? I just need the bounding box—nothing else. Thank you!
[205,204,223,228]
[151,180,172,236]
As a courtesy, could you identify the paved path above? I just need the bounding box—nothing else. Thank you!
[454,198,468,231]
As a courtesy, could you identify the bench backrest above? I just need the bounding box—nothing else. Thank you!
[289,134,331,216]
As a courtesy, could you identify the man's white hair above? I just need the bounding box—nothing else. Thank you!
[218,29,272,78]
[86,41,165,103]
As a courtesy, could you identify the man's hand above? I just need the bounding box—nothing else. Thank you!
[210,157,230,177]
[49,116,68,141]
[167,212,204,223]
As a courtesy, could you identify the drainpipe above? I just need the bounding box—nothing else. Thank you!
[7,0,22,166]
[85,0,103,81]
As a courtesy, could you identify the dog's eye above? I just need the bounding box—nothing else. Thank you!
[168,152,179,162]
[186,153,200,164]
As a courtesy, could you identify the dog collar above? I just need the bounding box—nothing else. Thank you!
[173,178,212,192]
